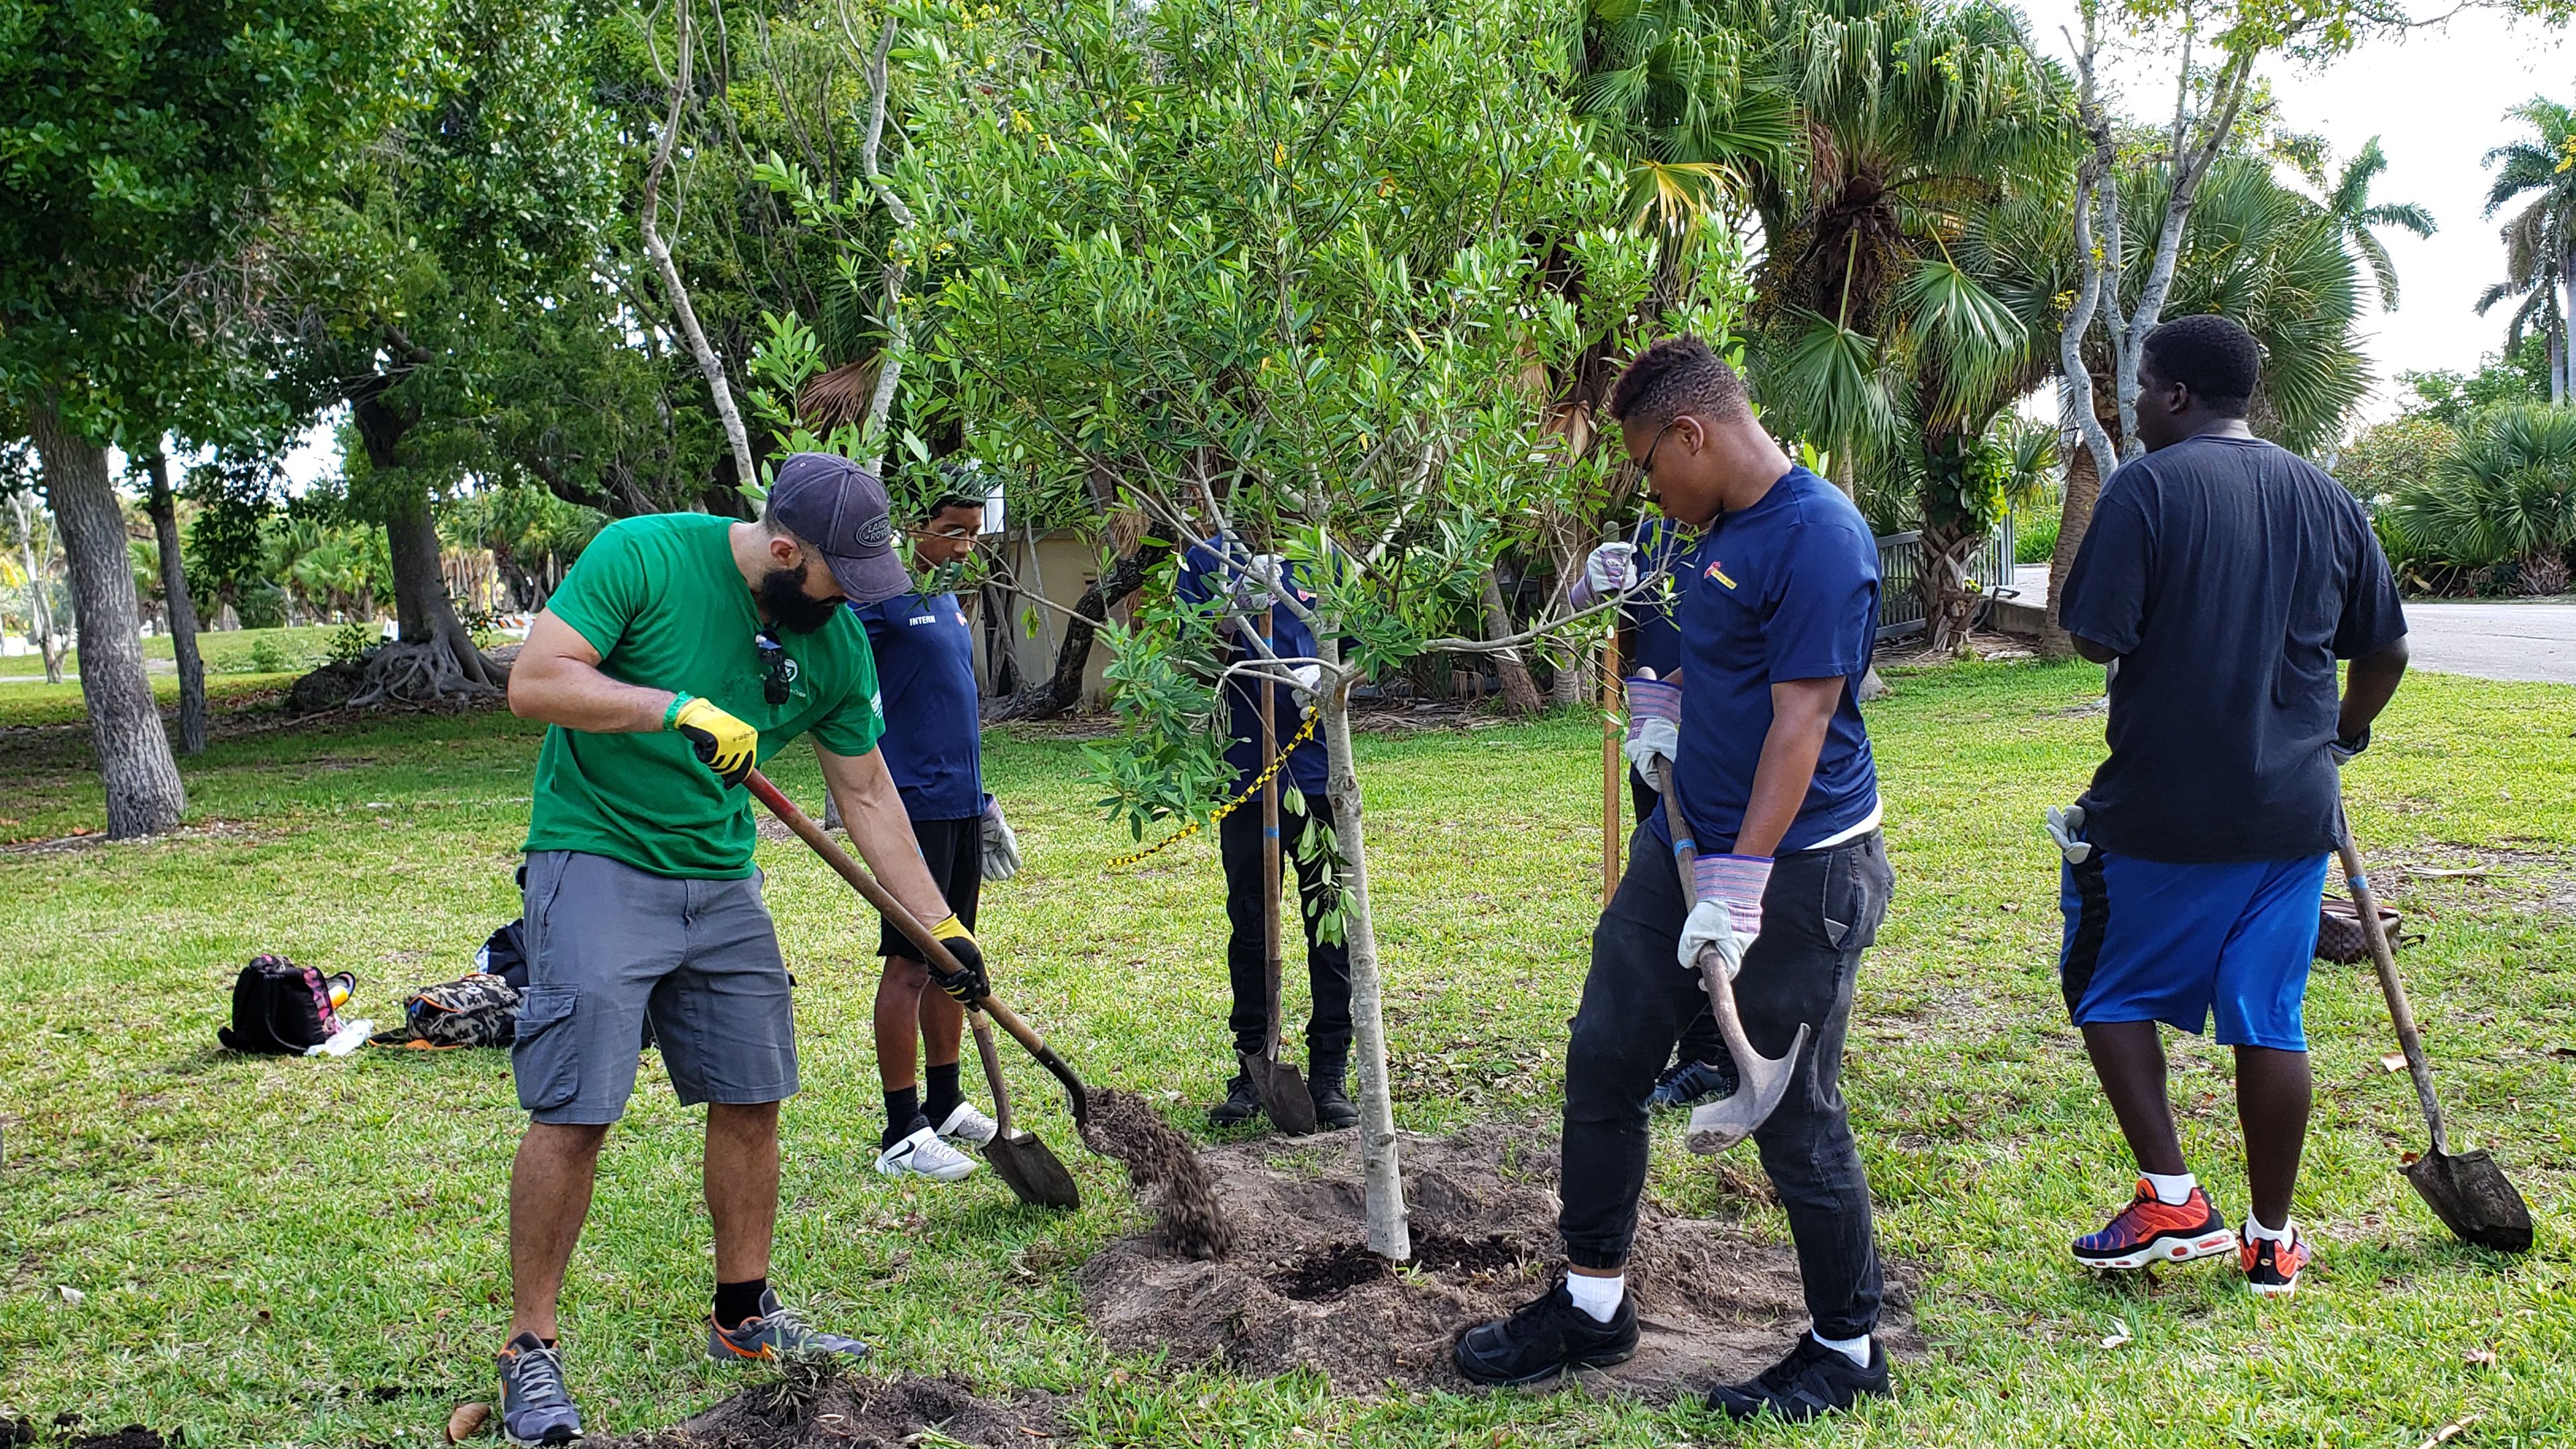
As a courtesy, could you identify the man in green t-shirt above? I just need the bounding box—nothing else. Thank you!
[492,453,996,1448]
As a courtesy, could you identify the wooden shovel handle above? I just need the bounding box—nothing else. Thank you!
[745,769,1089,1121]
[2336,804,2453,1155]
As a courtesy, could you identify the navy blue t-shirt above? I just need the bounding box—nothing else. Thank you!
[1171,540,1330,795]
[851,590,985,821]
[2059,433,2406,863]
[1646,466,1882,855]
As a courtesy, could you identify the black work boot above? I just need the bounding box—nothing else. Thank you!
[1453,1279,1639,1385]
[1308,1059,1358,1128]
[1705,1334,1890,1421]
[1206,1072,1263,1128]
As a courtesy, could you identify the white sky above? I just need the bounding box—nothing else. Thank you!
[2018,0,2575,423]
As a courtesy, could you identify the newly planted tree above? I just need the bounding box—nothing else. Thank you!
[909,0,1714,1257]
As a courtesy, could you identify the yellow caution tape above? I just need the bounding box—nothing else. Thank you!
[1106,708,1320,869]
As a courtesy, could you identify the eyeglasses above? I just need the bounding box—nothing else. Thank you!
[754,627,792,706]
[1637,421,1680,480]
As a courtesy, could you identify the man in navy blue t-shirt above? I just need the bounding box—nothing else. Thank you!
[843,474,1024,1185]
[2051,315,2408,1299]
[1172,540,1354,1130]
[1457,337,1897,1421]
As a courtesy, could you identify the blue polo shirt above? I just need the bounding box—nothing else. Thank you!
[851,590,985,821]
[1646,466,1882,856]
[1171,539,1331,796]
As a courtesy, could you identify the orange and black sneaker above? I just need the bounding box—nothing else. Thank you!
[2072,1179,2238,1271]
[2241,1230,2311,1297]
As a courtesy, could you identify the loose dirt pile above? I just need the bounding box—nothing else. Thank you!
[1079,1122,1917,1398]
[1075,1087,1233,1258]
[604,1372,1057,1449]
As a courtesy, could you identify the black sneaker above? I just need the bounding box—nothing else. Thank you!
[1206,1073,1263,1128]
[1309,1075,1358,1129]
[1453,1279,1639,1385]
[1650,1057,1739,1110]
[1705,1334,1890,1422]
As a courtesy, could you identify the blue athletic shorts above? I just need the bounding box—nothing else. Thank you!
[2058,844,2329,1051]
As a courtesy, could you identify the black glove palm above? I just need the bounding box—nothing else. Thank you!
[926,916,989,1005]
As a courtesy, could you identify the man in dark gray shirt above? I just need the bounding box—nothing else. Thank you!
[2049,314,2409,1299]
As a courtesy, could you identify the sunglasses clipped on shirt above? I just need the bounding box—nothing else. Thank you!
[754,627,792,706]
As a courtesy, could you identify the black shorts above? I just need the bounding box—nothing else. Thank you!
[879,814,981,959]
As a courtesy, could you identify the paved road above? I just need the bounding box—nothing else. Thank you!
[2006,567,2576,686]
[2401,602,2576,686]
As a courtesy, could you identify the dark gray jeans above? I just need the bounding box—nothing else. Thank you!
[1560,824,1894,1340]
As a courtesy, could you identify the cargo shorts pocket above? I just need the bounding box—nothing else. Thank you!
[511,985,582,1112]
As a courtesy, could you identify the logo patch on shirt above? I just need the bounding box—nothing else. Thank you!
[1703,559,1738,589]
[907,614,936,626]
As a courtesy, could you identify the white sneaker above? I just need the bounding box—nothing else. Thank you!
[934,1100,998,1148]
[874,1125,976,1183]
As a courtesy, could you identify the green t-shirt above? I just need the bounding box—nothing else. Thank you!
[523,513,884,878]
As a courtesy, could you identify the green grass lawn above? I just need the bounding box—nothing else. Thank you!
[0,623,351,680]
[2,663,2571,1447]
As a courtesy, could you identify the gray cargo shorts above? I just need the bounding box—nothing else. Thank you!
[515,849,798,1126]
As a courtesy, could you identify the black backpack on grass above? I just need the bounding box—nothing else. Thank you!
[217,955,348,1055]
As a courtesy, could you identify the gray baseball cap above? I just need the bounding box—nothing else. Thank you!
[765,453,910,605]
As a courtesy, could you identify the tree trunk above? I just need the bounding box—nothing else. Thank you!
[355,388,496,696]
[2039,437,2100,659]
[144,452,207,754]
[1919,516,1983,657]
[29,397,186,837]
[1477,568,1546,714]
[2553,327,2569,407]
[1316,637,1410,1263]
[991,541,1169,720]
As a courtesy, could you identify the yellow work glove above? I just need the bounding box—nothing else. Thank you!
[926,914,990,1005]
[666,693,757,788]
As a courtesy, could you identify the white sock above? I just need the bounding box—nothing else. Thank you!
[1813,1330,1872,1368]
[1564,1271,1625,1324]
[2143,1171,2196,1206]
[2244,1214,2295,1244]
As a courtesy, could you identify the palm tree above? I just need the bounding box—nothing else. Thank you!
[2481,98,2576,402]
[2389,403,2576,595]
[2320,138,2434,311]
[1730,0,2074,643]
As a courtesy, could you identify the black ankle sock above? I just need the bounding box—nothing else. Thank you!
[922,1062,963,1125]
[713,1278,767,1330]
[882,1087,920,1149]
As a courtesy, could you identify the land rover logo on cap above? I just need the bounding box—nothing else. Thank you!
[855,513,895,548]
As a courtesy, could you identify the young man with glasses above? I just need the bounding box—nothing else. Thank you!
[843,470,1024,1182]
[494,452,997,1446]
[1456,337,1896,1421]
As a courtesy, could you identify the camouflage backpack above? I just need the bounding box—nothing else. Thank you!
[372,971,523,1051]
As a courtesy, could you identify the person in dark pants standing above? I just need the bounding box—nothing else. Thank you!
[1457,337,1896,1422]
[846,476,1023,1183]
[1173,539,1356,1130]
[1570,516,1737,1111]
[2049,314,2408,1298]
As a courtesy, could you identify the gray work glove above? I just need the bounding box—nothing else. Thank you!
[979,799,1021,881]
[2043,803,2092,864]
[1678,853,1771,979]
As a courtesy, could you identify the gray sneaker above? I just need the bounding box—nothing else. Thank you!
[708,1288,871,1362]
[496,1332,582,1446]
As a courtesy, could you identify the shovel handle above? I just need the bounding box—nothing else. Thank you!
[1602,621,1623,907]
[968,1010,1017,1140]
[745,769,1090,1123]
[1651,759,1784,1081]
[2337,805,2453,1156]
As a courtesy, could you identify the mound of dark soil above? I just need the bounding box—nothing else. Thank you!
[1078,1122,1917,1398]
[605,1373,1056,1449]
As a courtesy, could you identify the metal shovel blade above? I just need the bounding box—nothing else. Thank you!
[2403,1149,2533,1254]
[1242,1049,1320,1135]
[970,1013,1079,1210]
[1681,954,1807,1156]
